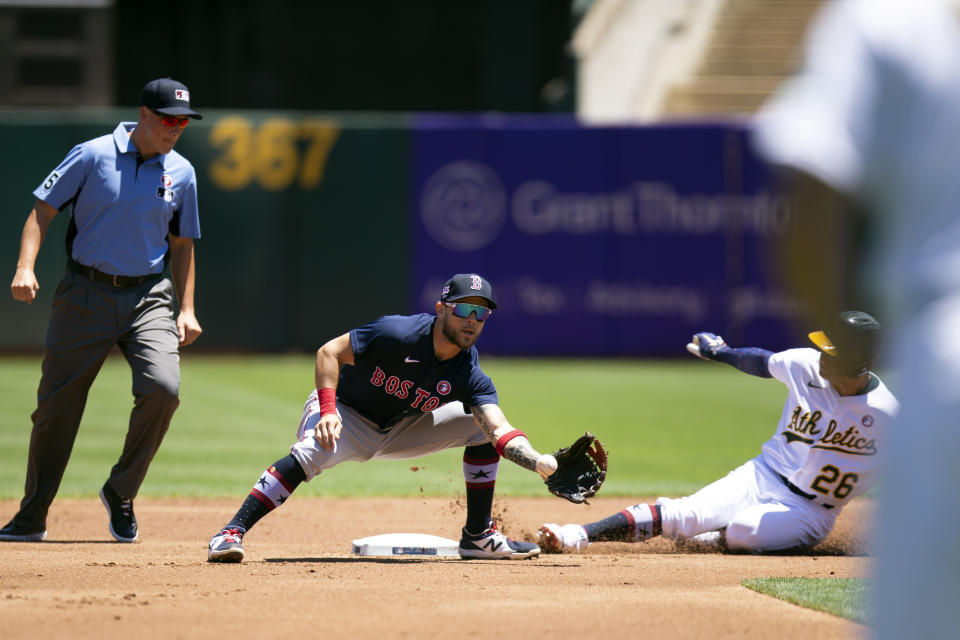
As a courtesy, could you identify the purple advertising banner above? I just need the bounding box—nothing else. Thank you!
[411,114,803,356]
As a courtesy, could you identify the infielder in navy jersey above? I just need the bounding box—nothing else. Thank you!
[208,273,559,561]
[539,311,898,554]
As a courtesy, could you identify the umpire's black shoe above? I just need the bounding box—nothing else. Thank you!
[0,520,47,542]
[99,482,138,543]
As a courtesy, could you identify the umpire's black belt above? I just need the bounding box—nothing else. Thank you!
[775,471,835,510]
[68,257,162,289]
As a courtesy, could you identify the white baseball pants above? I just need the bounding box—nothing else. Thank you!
[656,457,838,551]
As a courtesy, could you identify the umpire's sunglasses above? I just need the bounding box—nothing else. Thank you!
[442,301,492,322]
[151,110,190,129]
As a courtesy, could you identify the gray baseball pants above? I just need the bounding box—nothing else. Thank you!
[290,390,488,480]
[12,271,181,531]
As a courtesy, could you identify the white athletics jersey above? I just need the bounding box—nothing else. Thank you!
[759,348,898,509]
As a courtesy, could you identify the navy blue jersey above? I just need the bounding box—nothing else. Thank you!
[338,313,498,429]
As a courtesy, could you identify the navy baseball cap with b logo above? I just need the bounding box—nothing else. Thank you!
[440,273,497,309]
[140,78,203,119]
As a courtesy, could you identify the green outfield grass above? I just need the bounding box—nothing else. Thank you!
[0,353,871,623]
[0,353,785,499]
[743,577,871,624]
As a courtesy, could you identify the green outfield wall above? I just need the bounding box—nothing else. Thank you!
[0,110,411,351]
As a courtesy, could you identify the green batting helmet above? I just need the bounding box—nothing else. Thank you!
[808,311,881,377]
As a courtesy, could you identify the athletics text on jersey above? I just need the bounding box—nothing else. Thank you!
[760,348,898,509]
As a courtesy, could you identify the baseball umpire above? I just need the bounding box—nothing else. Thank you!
[208,274,580,562]
[0,78,203,544]
[539,311,898,554]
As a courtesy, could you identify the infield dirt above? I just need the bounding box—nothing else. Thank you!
[0,496,872,639]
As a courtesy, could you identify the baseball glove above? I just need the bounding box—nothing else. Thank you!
[545,432,608,504]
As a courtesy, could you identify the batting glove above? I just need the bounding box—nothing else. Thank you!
[687,332,728,361]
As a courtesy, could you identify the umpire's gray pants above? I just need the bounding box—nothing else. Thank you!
[13,272,181,531]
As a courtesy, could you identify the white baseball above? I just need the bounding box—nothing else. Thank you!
[536,454,558,478]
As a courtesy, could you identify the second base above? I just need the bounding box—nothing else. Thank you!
[351,532,460,557]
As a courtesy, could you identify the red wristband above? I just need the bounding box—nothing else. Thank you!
[318,388,337,417]
[495,429,526,456]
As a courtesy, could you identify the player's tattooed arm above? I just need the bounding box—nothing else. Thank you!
[470,404,541,472]
[501,438,540,472]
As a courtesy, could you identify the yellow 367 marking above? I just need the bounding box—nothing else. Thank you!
[208,116,341,191]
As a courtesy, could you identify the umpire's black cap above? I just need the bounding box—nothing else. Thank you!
[809,311,881,376]
[140,78,203,119]
[440,273,497,309]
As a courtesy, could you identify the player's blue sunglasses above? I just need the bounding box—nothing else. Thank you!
[442,302,492,322]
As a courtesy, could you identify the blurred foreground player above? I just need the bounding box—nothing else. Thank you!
[752,1,960,635]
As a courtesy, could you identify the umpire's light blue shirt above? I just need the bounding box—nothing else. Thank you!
[33,122,201,277]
